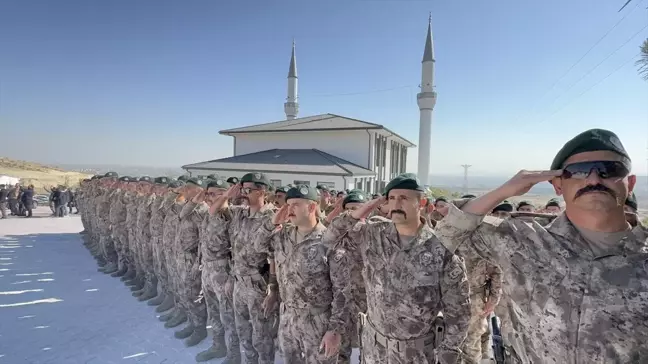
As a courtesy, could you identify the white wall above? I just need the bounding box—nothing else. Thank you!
[234,130,371,169]
[186,168,356,190]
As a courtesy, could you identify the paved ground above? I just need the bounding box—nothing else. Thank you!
[0,209,359,364]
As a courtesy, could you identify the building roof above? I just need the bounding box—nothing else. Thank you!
[182,148,376,177]
[219,113,415,147]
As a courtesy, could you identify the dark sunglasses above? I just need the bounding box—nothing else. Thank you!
[562,161,629,180]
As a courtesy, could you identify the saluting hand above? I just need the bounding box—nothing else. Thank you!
[272,204,289,225]
[351,196,385,220]
[319,331,341,358]
[191,190,206,204]
[226,184,241,199]
[497,170,563,198]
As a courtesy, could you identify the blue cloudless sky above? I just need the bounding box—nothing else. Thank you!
[0,0,647,176]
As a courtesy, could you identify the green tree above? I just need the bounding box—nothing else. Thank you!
[426,187,461,200]
[637,38,648,81]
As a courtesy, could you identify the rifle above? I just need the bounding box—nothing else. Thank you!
[490,315,505,364]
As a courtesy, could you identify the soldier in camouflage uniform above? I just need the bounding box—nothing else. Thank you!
[323,190,369,354]
[211,172,277,364]
[172,178,209,346]
[108,176,132,278]
[256,185,353,364]
[436,129,648,363]
[123,179,142,286]
[146,177,173,308]
[194,178,240,363]
[161,182,189,328]
[133,176,159,300]
[96,173,120,274]
[323,173,471,364]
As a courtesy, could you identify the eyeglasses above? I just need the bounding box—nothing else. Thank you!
[562,161,629,180]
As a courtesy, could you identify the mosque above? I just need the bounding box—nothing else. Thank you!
[182,16,437,194]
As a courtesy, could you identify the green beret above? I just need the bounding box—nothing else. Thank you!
[492,200,513,213]
[103,171,118,178]
[118,176,131,182]
[186,177,205,188]
[343,192,367,208]
[227,177,240,185]
[517,200,532,210]
[461,194,477,199]
[177,175,189,182]
[139,176,152,183]
[154,177,170,185]
[545,198,561,208]
[240,172,270,186]
[206,174,219,180]
[275,186,289,193]
[550,129,630,170]
[168,180,185,188]
[384,173,424,196]
[286,184,318,202]
[625,192,638,211]
[348,189,364,195]
[316,184,330,191]
[207,178,228,189]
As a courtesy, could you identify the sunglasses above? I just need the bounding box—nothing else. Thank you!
[562,161,629,180]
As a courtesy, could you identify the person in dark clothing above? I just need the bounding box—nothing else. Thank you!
[20,185,34,218]
[0,185,8,219]
[8,183,20,215]
[67,188,75,214]
[52,186,69,217]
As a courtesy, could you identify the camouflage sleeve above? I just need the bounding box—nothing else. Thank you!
[438,252,471,364]
[486,260,503,305]
[326,246,353,335]
[162,192,179,210]
[322,212,366,247]
[180,201,198,219]
[254,218,279,255]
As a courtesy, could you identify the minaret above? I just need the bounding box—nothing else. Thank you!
[284,40,299,120]
[417,14,437,186]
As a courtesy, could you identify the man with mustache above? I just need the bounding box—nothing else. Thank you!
[210,172,277,364]
[323,173,471,364]
[256,185,353,363]
[436,128,648,363]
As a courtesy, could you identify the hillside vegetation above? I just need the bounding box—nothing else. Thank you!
[0,157,92,193]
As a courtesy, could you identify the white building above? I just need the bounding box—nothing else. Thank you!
[183,18,435,194]
[0,175,20,186]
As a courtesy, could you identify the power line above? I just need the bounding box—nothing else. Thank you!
[516,0,644,120]
[537,52,640,122]
[540,23,648,112]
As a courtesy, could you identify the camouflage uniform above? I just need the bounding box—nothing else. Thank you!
[324,213,471,364]
[96,188,117,265]
[199,204,241,362]
[212,204,277,364]
[109,188,128,269]
[175,201,208,331]
[162,195,182,303]
[256,222,353,364]
[453,241,502,363]
[150,193,171,293]
[125,192,139,274]
[436,200,648,363]
[136,194,155,283]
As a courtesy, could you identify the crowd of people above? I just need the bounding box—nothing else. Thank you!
[0,183,36,218]
[76,127,646,364]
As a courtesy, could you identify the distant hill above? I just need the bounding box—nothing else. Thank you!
[57,164,185,179]
[0,157,92,193]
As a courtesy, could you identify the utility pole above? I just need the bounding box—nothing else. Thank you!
[461,164,472,193]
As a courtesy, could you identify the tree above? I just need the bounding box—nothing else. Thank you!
[637,38,648,81]
[426,187,461,200]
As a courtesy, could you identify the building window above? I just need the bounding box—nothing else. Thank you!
[270,179,282,187]
[293,180,310,186]
[316,181,335,189]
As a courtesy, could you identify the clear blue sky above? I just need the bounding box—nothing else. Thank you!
[1,0,646,176]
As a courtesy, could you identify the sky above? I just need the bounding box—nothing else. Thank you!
[0,0,647,176]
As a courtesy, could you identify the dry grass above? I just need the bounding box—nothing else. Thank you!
[0,157,92,193]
